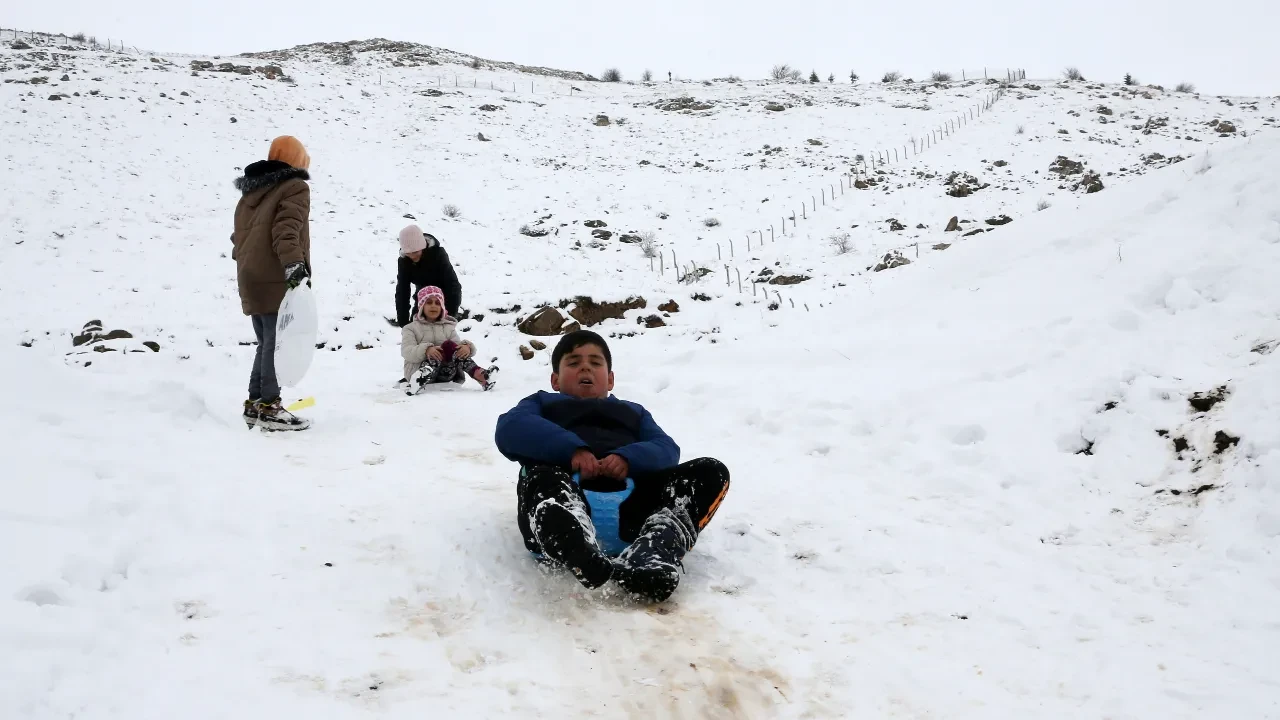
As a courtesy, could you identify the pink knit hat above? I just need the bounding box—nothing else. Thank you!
[416,285,447,318]
[399,224,427,255]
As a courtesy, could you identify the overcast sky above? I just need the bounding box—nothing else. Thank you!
[9,0,1277,95]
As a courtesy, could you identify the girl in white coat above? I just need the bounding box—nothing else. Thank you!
[400,286,497,392]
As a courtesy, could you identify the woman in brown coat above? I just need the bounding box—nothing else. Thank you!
[231,135,313,431]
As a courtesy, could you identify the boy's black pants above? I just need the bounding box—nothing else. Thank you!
[516,458,730,556]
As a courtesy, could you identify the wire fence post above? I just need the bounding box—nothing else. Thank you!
[717,243,721,259]
[729,238,734,257]
[724,265,730,286]
[736,268,743,293]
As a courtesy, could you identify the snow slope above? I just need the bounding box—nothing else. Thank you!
[2,36,1279,719]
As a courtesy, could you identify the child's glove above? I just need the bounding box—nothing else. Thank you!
[440,340,457,362]
[284,262,309,289]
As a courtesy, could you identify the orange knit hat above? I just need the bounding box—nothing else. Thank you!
[267,135,310,169]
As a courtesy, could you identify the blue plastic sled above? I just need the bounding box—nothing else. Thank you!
[572,472,635,557]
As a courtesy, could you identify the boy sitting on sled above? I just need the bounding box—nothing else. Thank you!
[493,330,730,602]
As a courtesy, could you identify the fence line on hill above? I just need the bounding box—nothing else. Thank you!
[0,28,132,53]
[646,83,1015,311]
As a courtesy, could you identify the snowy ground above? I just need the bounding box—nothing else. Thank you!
[2,36,1279,719]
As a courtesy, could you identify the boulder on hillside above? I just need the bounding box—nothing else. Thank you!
[1049,156,1085,176]
[873,250,911,272]
[658,300,680,313]
[945,216,960,232]
[583,220,607,228]
[986,214,1013,226]
[768,274,810,286]
[560,296,647,326]
[944,171,989,197]
[1074,172,1104,193]
[517,307,580,336]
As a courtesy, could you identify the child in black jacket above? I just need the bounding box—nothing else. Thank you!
[395,224,461,326]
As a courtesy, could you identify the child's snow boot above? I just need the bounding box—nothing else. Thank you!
[243,399,260,429]
[532,501,613,589]
[254,398,310,432]
[613,505,697,602]
[478,365,499,391]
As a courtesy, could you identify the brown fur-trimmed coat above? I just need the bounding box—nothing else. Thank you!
[231,160,311,316]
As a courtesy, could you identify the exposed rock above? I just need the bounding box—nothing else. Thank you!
[1097,105,1113,115]
[60,74,70,82]
[1189,385,1229,413]
[583,220,607,228]
[933,243,952,251]
[964,228,987,237]
[254,64,284,80]
[478,104,501,111]
[1210,119,1237,134]
[143,341,160,352]
[519,345,535,360]
[11,40,31,50]
[765,102,785,112]
[854,179,870,190]
[639,315,666,328]
[654,96,714,112]
[560,296,647,327]
[619,234,641,244]
[517,307,580,336]
[591,229,612,241]
[945,216,960,232]
[993,160,1008,167]
[529,339,547,351]
[986,214,1013,226]
[944,171,989,197]
[657,300,680,313]
[768,275,810,286]
[873,250,911,272]
[887,219,906,231]
[594,114,610,126]
[1074,172,1104,193]
[807,138,823,146]
[1049,156,1085,176]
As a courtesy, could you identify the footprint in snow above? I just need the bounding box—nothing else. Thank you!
[947,424,987,445]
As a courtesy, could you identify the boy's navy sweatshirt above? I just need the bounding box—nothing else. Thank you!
[494,390,680,476]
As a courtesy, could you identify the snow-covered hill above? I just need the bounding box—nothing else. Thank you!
[2,34,1278,719]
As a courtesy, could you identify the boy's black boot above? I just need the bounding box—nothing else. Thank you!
[532,501,614,589]
[613,505,697,602]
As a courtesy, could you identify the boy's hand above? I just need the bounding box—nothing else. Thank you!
[426,347,443,362]
[599,454,630,480]
[571,448,599,479]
